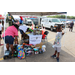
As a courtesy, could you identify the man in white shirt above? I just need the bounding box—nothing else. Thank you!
[19,24,28,40]
[0,21,3,46]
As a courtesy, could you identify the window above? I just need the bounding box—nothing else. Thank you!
[52,19,61,22]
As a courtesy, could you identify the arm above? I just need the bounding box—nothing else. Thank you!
[62,32,64,35]
[2,27,4,32]
[14,36,18,44]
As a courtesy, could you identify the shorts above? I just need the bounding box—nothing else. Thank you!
[3,36,14,44]
[54,47,61,52]
[0,31,2,35]
[19,29,23,34]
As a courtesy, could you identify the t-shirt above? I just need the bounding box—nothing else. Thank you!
[0,24,3,31]
[19,25,28,33]
[70,22,74,27]
[2,26,18,38]
[54,32,62,47]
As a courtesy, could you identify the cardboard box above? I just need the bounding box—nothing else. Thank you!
[35,42,44,48]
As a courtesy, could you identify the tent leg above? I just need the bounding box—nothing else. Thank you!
[4,12,6,55]
[63,13,67,47]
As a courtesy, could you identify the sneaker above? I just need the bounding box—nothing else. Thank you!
[56,57,59,62]
[51,55,56,58]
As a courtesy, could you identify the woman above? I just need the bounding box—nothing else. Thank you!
[2,22,19,54]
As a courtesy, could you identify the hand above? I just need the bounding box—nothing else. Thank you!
[62,32,64,35]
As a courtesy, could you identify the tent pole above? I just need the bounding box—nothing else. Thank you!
[63,13,67,47]
[4,12,6,55]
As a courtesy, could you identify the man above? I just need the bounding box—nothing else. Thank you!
[69,21,74,32]
[19,24,28,40]
[6,12,15,26]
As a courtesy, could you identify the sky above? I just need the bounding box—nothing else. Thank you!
[0,12,75,17]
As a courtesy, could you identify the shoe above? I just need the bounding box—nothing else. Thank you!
[56,57,59,62]
[51,55,56,58]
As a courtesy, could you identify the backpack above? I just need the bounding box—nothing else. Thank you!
[18,49,25,59]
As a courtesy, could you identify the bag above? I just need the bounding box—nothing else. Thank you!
[18,50,25,59]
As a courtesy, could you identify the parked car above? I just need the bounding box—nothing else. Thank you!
[66,21,71,28]
[41,18,65,31]
[25,19,32,26]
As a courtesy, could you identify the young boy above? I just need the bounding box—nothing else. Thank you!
[51,25,64,62]
[0,21,3,46]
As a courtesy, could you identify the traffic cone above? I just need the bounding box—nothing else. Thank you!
[42,27,44,35]
[43,27,45,32]
[31,22,34,30]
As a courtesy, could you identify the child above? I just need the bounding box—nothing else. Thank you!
[2,22,19,53]
[51,25,64,62]
[0,21,3,46]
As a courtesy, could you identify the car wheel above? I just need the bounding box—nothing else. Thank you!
[51,26,53,31]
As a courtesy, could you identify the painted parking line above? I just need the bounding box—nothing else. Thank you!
[0,38,55,61]
[48,38,55,42]
[0,57,3,61]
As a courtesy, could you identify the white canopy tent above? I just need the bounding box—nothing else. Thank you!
[3,12,67,54]
[8,12,67,16]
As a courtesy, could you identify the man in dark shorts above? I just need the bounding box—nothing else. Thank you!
[69,21,74,32]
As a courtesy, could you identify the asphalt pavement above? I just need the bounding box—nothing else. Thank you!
[0,23,75,62]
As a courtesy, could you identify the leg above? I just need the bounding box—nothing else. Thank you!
[6,43,9,50]
[10,44,14,52]
[54,50,57,55]
[69,28,71,31]
[51,47,57,58]
[57,52,60,58]
[56,47,61,62]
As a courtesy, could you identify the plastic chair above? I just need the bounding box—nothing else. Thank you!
[42,31,49,43]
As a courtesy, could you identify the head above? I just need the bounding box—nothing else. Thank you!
[12,22,19,30]
[56,25,62,32]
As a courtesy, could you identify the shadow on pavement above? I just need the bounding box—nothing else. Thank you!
[0,42,75,62]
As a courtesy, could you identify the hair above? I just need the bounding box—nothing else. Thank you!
[56,25,62,31]
[12,22,19,30]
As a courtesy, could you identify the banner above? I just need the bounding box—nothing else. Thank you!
[29,35,42,45]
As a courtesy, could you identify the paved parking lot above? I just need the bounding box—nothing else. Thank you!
[0,24,75,62]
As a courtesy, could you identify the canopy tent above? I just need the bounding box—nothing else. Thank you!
[0,14,4,19]
[8,12,67,16]
[3,12,67,55]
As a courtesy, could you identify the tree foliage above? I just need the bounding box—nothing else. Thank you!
[47,15,75,19]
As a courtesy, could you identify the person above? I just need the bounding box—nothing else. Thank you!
[2,22,19,54]
[2,20,4,27]
[69,21,74,32]
[0,21,3,46]
[51,25,64,62]
[6,12,15,26]
[19,23,28,40]
[19,16,23,25]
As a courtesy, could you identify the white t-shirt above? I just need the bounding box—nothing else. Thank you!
[54,32,62,47]
[19,25,28,33]
[0,24,3,31]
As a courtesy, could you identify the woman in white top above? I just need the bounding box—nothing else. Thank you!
[0,21,3,46]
